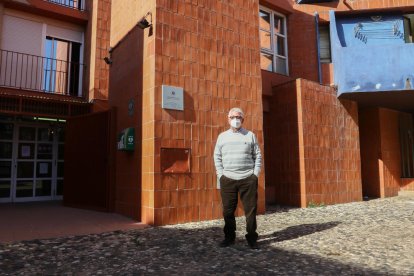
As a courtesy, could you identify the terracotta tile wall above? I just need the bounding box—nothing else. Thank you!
[266,79,362,207]
[401,179,414,191]
[108,26,144,220]
[86,0,111,101]
[360,108,404,198]
[299,79,362,205]
[110,0,157,224]
[153,0,264,225]
[264,80,302,206]
[379,108,402,197]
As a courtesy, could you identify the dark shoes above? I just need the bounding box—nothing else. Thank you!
[219,238,259,249]
[247,240,259,250]
[219,239,235,247]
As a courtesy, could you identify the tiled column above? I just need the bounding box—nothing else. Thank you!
[87,0,111,101]
[152,0,264,225]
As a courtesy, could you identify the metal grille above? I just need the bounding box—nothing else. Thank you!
[71,104,91,116]
[45,0,84,10]
[22,99,69,116]
[0,97,19,112]
[0,49,84,97]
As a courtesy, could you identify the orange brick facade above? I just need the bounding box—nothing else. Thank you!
[264,79,362,207]
[4,0,412,225]
[151,0,264,225]
[85,0,111,101]
[109,0,264,225]
[103,0,414,224]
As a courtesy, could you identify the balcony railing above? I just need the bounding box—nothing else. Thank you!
[45,0,84,11]
[0,49,84,98]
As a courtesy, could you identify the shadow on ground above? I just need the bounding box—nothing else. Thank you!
[0,221,384,275]
[257,221,341,244]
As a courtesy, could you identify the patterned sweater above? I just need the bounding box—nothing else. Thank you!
[214,128,262,180]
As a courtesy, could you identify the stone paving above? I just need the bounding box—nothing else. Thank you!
[1,192,414,275]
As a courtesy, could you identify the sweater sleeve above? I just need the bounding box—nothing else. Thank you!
[252,133,262,177]
[213,135,224,178]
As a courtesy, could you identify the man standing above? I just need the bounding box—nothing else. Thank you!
[214,107,262,249]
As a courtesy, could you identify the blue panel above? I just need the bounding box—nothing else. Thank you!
[330,11,414,96]
[336,15,405,47]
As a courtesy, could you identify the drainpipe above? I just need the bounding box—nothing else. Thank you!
[314,12,322,84]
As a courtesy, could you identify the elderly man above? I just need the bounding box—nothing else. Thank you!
[214,107,262,249]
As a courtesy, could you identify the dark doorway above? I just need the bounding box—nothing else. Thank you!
[63,110,115,211]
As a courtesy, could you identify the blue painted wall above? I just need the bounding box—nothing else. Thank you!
[330,11,414,95]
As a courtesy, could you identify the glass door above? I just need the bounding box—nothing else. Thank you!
[15,126,38,200]
[0,120,64,203]
[0,122,14,203]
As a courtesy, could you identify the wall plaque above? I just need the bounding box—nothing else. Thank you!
[161,148,190,173]
[162,85,184,111]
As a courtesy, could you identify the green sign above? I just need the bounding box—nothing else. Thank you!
[117,128,135,151]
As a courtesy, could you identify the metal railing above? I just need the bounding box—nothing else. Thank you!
[0,49,84,98]
[45,0,84,11]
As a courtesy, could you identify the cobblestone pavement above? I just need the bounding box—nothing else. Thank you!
[1,193,414,275]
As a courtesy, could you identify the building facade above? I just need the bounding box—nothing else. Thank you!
[1,0,414,226]
[0,0,110,203]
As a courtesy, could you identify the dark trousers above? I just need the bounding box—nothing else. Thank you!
[220,174,258,243]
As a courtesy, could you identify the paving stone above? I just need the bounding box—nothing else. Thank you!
[1,193,414,275]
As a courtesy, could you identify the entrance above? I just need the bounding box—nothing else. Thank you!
[0,118,65,203]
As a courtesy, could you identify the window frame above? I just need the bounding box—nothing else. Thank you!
[319,24,332,63]
[259,6,289,75]
[43,36,82,96]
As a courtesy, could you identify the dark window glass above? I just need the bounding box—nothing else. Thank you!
[57,162,64,178]
[37,144,53,159]
[0,180,11,198]
[36,180,52,196]
[38,128,53,142]
[58,144,64,159]
[0,123,13,140]
[19,127,36,141]
[56,179,63,196]
[17,162,34,178]
[0,142,12,159]
[0,161,12,178]
[16,180,33,197]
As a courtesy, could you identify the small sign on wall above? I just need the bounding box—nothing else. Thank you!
[162,85,184,111]
[117,128,135,151]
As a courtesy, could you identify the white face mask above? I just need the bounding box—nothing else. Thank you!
[230,118,242,129]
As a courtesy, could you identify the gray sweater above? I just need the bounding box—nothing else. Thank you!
[214,128,262,180]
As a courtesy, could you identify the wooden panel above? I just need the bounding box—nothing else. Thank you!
[63,110,114,211]
[161,148,191,174]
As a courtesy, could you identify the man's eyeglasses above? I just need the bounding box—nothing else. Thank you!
[229,116,243,119]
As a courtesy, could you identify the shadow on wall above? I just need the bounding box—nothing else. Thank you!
[1,222,384,275]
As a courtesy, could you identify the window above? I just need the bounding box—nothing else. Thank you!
[43,37,81,96]
[259,7,288,75]
[319,25,331,63]
[403,14,414,43]
[47,0,83,10]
